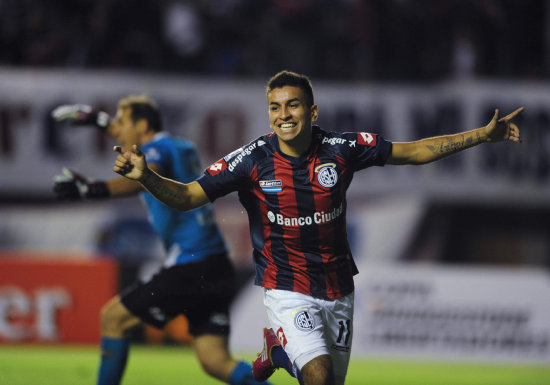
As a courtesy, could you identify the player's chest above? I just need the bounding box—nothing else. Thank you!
[253,155,348,197]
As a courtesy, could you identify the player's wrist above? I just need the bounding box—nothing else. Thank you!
[86,181,110,199]
[478,126,491,143]
[53,168,110,201]
[139,167,154,184]
[94,111,110,132]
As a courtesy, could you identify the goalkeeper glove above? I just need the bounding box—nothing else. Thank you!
[53,168,110,200]
[51,104,110,131]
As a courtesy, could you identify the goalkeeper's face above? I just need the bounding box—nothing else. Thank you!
[111,107,141,150]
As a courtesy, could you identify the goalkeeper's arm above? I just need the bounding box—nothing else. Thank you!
[53,166,158,201]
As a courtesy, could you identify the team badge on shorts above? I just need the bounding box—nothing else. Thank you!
[294,309,315,331]
[315,163,338,188]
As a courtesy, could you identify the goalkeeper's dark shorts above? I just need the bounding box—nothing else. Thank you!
[120,252,235,336]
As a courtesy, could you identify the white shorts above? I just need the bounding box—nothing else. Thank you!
[263,288,354,385]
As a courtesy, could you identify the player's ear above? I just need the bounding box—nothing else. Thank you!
[136,118,149,134]
[311,104,318,122]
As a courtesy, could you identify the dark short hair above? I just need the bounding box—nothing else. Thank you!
[118,94,162,132]
[266,70,314,107]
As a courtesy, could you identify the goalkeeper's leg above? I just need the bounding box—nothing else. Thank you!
[97,296,140,385]
[195,334,273,385]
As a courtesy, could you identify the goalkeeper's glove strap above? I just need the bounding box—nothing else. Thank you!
[87,181,110,199]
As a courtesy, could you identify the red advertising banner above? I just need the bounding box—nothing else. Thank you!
[0,254,118,343]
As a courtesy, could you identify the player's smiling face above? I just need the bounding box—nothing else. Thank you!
[268,86,318,156]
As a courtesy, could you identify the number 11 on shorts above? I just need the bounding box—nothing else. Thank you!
[336,319,351,346]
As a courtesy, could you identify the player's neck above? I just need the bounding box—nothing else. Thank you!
[140,131,157,145]
[277,126,313,158]
[278,136,312,158]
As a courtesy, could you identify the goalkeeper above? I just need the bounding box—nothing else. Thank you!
[52,95,271,385]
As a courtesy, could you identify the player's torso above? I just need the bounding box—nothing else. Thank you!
[140,134,226,262]
[253,151,348,230]
[244,134,353,259]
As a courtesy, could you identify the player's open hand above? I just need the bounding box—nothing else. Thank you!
[484,107,523,143]
[113,145,147,180]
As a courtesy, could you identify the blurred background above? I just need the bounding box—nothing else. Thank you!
[0,0,549,370]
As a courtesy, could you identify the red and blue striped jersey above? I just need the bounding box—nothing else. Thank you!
[197,126,392,299]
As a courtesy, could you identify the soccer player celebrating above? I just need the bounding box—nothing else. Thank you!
[112,72,523,385]
[52,95,271,385]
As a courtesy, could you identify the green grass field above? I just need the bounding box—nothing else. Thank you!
[0,344,549,385]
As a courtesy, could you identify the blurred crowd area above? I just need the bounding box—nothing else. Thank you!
[0,0,546,81]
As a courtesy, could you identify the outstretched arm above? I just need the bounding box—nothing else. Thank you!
[387,107,523,165]
[53,164,161,201]
[106,163,167,197]
[113,145,210,211]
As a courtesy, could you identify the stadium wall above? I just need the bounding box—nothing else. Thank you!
[0,254,117,343]
[0,68,548,202]
[230,264,550,364]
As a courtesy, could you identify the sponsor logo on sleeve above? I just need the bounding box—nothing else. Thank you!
[357,132,377,146]
[259,179,282,193]
[322,136,347,146]
[223,147,243,162]
[206,158,228,176]
[223,141,261,172]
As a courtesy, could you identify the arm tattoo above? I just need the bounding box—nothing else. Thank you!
[426,133,481,157]
[142,171,185,207]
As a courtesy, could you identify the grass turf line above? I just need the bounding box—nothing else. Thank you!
[0,345,549,385]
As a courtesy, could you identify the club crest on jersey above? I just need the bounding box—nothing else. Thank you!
[207,158,228,176]
[357,132,377,146]
[259,179,282,193]
[315,163,338,188]
[294,309,315,331]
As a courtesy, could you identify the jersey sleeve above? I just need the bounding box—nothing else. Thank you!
[196,147,252,202]
[346,131,393,171]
